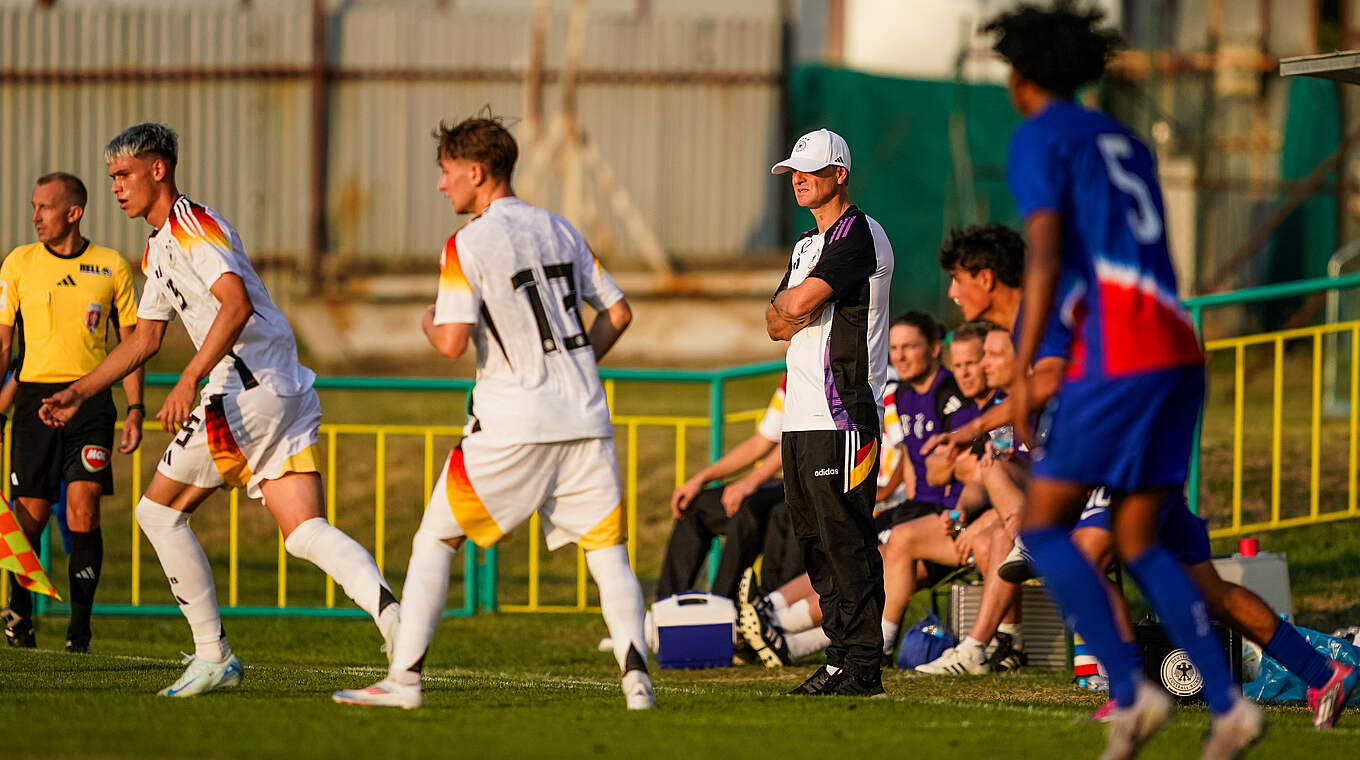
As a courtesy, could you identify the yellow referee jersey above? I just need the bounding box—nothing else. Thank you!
[0,241,138,383]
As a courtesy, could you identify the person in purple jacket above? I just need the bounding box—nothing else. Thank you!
[878,311,967,657]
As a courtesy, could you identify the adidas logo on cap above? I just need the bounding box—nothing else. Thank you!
[771,129,852,175]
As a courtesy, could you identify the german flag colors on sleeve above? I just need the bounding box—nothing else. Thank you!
[433,233,480,325]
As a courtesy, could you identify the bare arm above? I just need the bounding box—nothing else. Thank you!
[875,454,904,502]
[40,320,167,427]
[671,433,779,517]
[590,297,632,361]
[1011,212,1063,441]
[924,446,955,487]
[0,323,12,393]
[901,445,917,499]
[116,324,146,408]
[766,278,833,341]
[151,274,255,433]
[116,323,146,453]
[422,305,473,361]
[0,373,16,411]
[719,441,784,517]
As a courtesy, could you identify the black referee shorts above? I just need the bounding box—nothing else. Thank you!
[11,382,116,502]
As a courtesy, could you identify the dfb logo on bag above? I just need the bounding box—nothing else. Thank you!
[81,445,110,473]
[1159,649,1203,697]
[84,302,102,334]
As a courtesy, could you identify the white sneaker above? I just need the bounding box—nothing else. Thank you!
[914,644,992,675]
[622,670,656,710]
[158,652,244,697]
[332,678,423,709]
[1098,682,1174,760]
[1202,697,1265,760]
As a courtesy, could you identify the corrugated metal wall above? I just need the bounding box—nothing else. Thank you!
[0,3,783,269]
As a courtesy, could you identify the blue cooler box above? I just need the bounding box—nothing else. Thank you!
[651,592,735,669]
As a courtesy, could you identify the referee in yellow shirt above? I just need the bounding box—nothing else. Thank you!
[0,173,143,652]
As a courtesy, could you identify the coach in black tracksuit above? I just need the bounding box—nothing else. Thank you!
[765,128,894,696]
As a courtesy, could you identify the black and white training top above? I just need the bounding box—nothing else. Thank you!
[773,205,894,434]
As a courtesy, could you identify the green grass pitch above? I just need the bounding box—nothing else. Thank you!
[2,614,1355,759]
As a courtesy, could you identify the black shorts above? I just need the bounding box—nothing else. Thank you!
[11,382,116,502]
[888,498,949,527]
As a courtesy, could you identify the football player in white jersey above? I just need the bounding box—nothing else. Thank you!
[40,122,399,697]
[332,116,652,710]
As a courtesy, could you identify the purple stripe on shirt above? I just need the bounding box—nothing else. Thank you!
[824,338,852,430]
[829,216,853,243]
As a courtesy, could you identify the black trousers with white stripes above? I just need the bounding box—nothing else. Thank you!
[781,429,884,676]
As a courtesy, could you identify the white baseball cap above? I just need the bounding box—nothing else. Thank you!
[771,128,852,175]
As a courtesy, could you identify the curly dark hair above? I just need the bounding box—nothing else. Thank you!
[983,2,1122,98]
[891,310,945,345]
[938,223,1024,288]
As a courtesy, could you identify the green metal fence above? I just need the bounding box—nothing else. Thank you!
[12,271,1360,620]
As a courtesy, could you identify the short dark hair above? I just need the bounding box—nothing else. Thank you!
[952,320,1000,346]
[939,223,1025,288]
[891,310,944,344]
[36,172,87,209]
[433,116,518,182]
[983,2,1122,98]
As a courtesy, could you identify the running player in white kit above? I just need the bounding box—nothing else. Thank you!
[332,116,653,710]
[40,122,399,697]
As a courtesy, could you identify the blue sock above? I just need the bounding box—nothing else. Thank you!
[1126,545,1237,714]
[1263,620,1333,689]
[1022,525,1140,707]
[1122,640,1143,677]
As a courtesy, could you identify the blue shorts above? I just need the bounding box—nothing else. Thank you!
[1072,488,1211,566]
[1034,365,1205,491]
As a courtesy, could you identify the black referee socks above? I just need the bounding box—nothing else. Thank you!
[66,527,103,647]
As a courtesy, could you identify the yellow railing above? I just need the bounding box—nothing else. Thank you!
[0,421,464,612]
[0,400,770,615]
[1204,318,1360,539]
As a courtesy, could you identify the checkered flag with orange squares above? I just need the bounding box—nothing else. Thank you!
[0,494,61,600]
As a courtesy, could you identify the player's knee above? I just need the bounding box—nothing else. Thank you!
[135,496,187,532]
[412,527,459,557]
[283,516,329,559]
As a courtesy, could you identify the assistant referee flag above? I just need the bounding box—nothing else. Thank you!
[0,494,60,600]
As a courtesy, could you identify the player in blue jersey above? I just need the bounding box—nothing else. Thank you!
[986,6,1262,758]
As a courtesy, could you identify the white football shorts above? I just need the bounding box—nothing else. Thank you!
[156,386,321,500]
[420,432,624,551]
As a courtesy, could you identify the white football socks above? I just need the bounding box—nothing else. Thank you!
[284,517,398,635]
[961,635,988,663]
[881,619,901,655]
[135,498,230,662]
[388,530,456,685]
[775,598,815,633]
[786,627,832,660]
[585,545,648,673]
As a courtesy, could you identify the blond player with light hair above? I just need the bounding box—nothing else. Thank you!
[41,122,399,697]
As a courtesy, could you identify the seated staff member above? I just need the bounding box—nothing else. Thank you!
[658,376,795,601]
[879,311,965,654]
[925,320,997,489]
